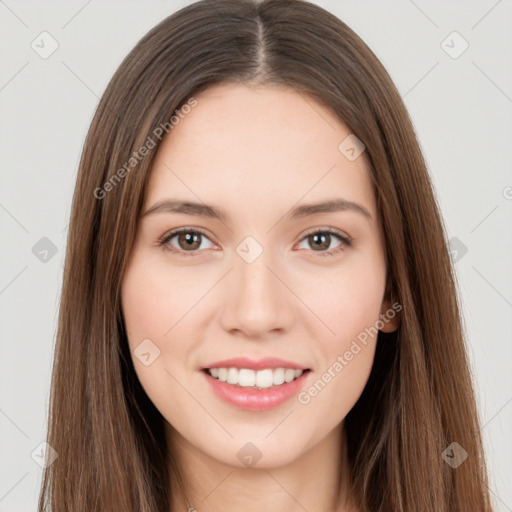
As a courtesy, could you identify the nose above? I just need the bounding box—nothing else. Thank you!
[218,248,295,338]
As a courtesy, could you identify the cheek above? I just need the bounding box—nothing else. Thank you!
[120,259,203,413]
[297,296,381,421]
[121,256,215,399]
[121,257,202,342]
[294,250,385,407]
[298,250,386,347]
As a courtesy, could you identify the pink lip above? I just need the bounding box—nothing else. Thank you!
[202,357,309,371]
[201,369,311,411]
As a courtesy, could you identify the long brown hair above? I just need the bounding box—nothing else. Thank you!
[38,1,494,510]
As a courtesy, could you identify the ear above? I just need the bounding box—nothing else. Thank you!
[378,278,401,333]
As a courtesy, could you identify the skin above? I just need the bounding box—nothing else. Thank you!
[120,82,400,512]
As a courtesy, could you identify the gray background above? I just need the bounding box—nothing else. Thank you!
[1,0,511,510]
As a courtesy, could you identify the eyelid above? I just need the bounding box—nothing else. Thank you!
[299,226,352,244]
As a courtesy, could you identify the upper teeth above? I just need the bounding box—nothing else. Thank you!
[208,367,304,388]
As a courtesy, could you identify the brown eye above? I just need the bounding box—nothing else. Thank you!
[159,229,215,256]
[177,231,202,250]
[297,229,351,257]
[308,232,332,251]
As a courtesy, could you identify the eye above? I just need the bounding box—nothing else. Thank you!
[157,227,352,258]
[157,228,216,256]
[296,228,352,257]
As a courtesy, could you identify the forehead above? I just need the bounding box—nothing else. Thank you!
[144,83,376,219]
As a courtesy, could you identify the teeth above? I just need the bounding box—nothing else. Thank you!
[206,367,305,388]
[227,367,238,385]
[255,369,273,388]
[240,368,256,387]
[273,368,285,385]
[285,369,296,382]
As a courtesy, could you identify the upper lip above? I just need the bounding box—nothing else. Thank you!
[202,357,310,371]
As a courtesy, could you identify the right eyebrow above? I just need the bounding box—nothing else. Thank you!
[142,199,228,222]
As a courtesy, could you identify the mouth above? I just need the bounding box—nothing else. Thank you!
[200,367,312,411]
[202,367,311,390]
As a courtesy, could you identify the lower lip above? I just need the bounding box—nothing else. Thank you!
[201,370,311,411]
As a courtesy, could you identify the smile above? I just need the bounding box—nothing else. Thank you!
[201,368,311,411]
[206,367,305,388]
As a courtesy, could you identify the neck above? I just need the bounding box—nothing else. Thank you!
[166,421,356,512]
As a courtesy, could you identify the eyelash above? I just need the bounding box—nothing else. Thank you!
[157,227,352,258]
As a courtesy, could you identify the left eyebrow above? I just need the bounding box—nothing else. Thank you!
[141,198,372,222]
[288,198,372,221]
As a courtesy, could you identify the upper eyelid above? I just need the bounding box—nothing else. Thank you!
[301,226,350,240]
[163,227,216,243]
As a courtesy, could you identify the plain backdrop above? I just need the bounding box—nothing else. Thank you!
[0,1,511,511]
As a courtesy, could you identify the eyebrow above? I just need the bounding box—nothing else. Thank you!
[142,198,372,222]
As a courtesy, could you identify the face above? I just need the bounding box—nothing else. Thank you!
[120,83,399,469]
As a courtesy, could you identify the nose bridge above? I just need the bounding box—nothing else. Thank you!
[235,233,276,291]
[238,250,275,298]
[219,239,293,336]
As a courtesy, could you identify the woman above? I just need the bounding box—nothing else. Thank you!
[38,0,494,511]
